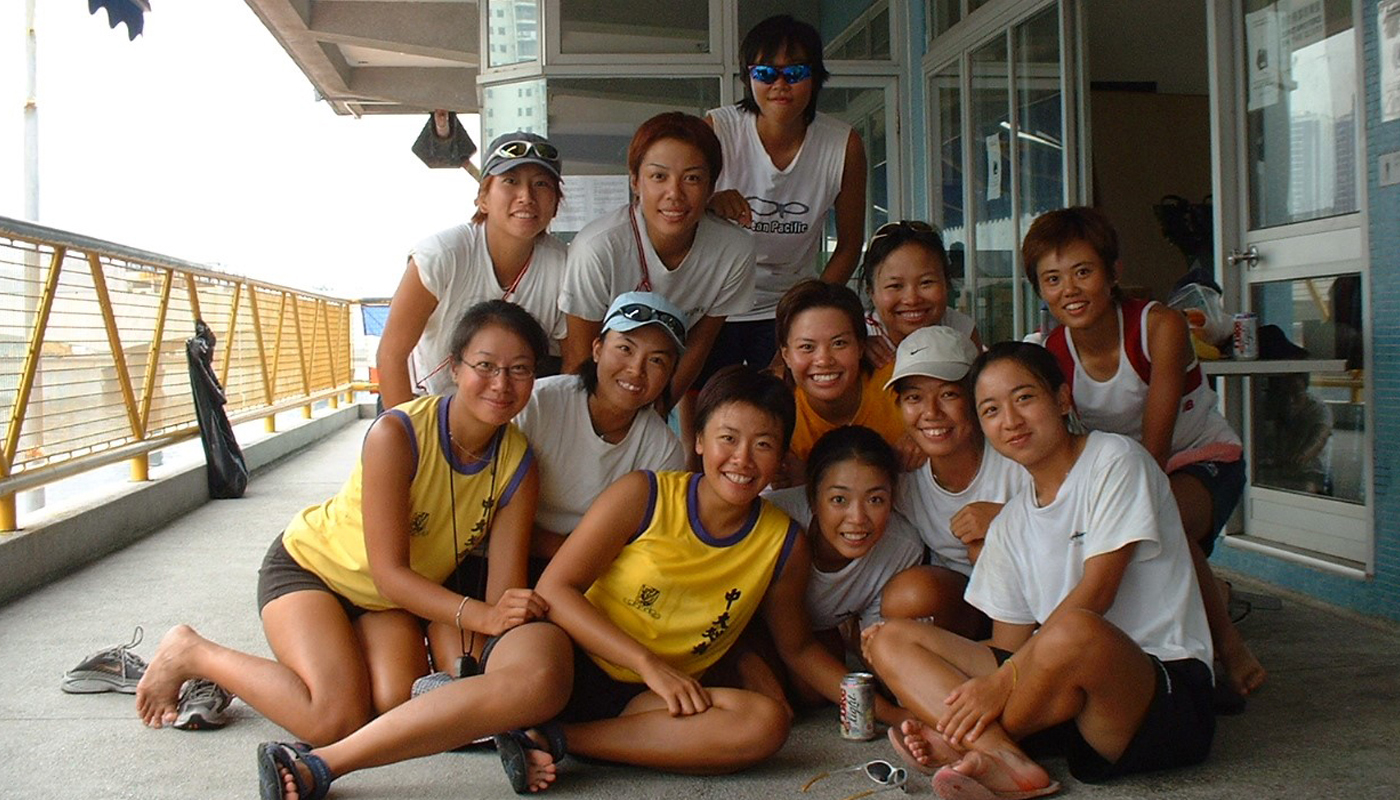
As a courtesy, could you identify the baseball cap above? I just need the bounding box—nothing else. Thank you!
[602,292,689,353]
[481,131,562,180]
[884,325,980,391]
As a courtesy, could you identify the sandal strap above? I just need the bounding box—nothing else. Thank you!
[538,721,567,762]
[265,742,335,800]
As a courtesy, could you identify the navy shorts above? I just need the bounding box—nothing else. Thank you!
[695,319,779,390]
[1171,457,1247,556]
[557,645,647,723]
[256,535,366,620]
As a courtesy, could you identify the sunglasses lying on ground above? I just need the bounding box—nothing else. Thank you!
[748,63,813,84]
[803,759,909,800]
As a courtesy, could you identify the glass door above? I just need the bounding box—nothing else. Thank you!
[1219,0,1370,571]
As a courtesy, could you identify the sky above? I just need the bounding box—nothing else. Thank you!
[1,2,479,298]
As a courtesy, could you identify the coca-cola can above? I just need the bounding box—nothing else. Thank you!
[1232,313,1259,360]
[840,672,876,740]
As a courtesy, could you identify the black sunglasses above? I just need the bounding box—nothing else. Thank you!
[606,303,687,344]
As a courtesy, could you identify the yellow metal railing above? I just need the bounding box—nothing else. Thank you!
[0,216,355,531]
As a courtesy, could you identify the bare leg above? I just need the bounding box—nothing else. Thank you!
[136,590,372,743]
[354,610,429,714]
[1170,472,1267,696]
[563,687,789,773]
[880,565,989,640]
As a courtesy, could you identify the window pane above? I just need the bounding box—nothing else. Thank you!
[558,0,709,55]
[1015,6,1065,334]
[929,65,967,310]
[817,86,887,269]
[488,0,538,68]
[1244,0,1357,228]
[1249,274,1365,503]
[927,1,963,39]
[738,1,891,61]
[970,34,1014,345]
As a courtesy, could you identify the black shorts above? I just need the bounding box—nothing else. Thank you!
[557,645,647,723]
[255,535,366,620]
[1171,458,1247,556]
[990,648,1215,782]
[695,319,779,390]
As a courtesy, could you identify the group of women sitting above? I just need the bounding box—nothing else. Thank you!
[130,14,1265,800]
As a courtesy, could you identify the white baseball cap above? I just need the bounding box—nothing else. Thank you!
[884,326,980,391]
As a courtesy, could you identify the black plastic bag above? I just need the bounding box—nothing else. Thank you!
[186,319,248,499]
[412,111,478,169]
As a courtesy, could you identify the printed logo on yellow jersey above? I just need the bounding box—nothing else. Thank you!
[691,588,742,655]
[409,512,430,536]
[625,584,663,619]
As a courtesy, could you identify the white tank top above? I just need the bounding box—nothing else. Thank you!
[709,105,850,321]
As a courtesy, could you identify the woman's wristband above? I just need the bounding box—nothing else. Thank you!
[454,595,471,630]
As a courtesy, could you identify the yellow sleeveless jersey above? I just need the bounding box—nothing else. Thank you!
[282,395,533,611]
[585,471,799,682]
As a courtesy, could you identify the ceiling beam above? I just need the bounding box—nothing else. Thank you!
[309,1,478,64]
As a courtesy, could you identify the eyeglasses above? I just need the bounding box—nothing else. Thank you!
[489,139,560,163]
[606,303,687,344]
[869,220,938,245]
[463,360,535,381]
[802,760,908,800]
[749,63,813,84]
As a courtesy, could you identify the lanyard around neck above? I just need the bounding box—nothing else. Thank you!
[498,247,535,301]
[627,204,653,292]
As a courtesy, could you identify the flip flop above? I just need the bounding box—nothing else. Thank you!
[257,741,333,800]
[932,765,1060,800]
[494,721,567,794]
[888,725,940,776]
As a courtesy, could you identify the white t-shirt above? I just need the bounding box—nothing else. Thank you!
[966,432,1213,669]
[514,375,685,534]
[408,222,568,395]
[709,105,850,322]
[764,487,923,632]
[895,441,1030,576]
[558,204,755,327]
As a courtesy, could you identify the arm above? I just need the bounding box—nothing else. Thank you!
[536,472,712,716]
[940,619,1035,745]
[360,417,543,634]
[375,259,439,409]
[949,501,1005,564]
[703,114,753,227]
[1042,543,1137,627]
[562,314,602,374]
[817,130,868,285]
[670,314,726,402]
[762,534,907,726]
[1141,305,1193,470]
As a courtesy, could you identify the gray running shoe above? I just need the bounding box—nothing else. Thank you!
[411,670,455,698]
[173,678,233,730]
[61,627,147,694]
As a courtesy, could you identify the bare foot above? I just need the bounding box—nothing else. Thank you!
[134,624,204,728]
[946,749,1054,795]
[1220,632,1267,696]
[519,729,559,793]
[897,718,963,773]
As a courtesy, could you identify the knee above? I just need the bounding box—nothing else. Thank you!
[866,619,923,678]
[880,567,967,622]
[301,704,373,747]
[730,693,791,767]
[1033,609,1112,671]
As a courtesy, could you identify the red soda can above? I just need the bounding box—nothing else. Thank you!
[1232,313,1259,360]
[840,672,876,740]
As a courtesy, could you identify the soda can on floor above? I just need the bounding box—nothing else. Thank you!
[840,672,876,741]
[1232,313,1259,360]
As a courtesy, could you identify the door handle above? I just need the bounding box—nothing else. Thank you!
[1227,246,1260,268]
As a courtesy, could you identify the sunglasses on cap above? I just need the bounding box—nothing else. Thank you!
[802,759,908,799]
[869,219,938,244]
[606,303,687,344]
[490,139,560,162]
[748,63,813,84]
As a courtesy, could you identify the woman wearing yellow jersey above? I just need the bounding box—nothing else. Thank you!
[135,302,575,799]
[514,367,848,787]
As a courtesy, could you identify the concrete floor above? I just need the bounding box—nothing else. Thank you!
[1,418,1397,799]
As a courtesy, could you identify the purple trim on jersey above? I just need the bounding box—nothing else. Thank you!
[773,519,800,581]
[381,409,419,481]
[497,445,534,509]
[686,472,761,547]
[437,397,500,475]
[629,471,660,543]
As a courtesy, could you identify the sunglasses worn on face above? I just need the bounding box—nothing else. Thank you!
[803,760,909,800]
[749,63,813,84]
[606,303,687,344]
[491,139,560,162]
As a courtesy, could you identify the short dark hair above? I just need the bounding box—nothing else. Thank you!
[859,221,952,294]
[1021,206,1121,298]
[737,15,831,125]
[804,425,899,508]
[447,300,549,369]
[627,112,723,192]
[775,279,872,375]
[693,365,796,453]
[968,341,1067,399]
[577,329,676,411]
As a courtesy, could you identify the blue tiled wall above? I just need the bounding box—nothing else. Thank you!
[1214,0,1400,623]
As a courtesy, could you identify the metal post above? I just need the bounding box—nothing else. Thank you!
[20,0,45,515]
